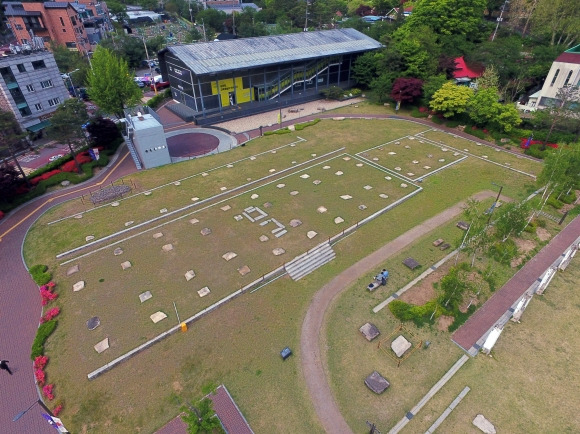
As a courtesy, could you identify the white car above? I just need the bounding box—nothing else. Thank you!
[49,154,63,162]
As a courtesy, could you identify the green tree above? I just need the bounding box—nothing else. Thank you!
[181,398,223,434]
[86,47,143,118]
[196,9,227,33]
[475,65,500,90]
[532,0,580,46]
[422,75,448,105]
[537,143,580,198]
[469,87,500,125]
[0,109,30,185]
[494,104,522,132]
[459,198,492,266]
[429,82,474,118]
[351,51,382,88]
[107,0,128,23]
[493,201,531,242]
[45,99,89,173]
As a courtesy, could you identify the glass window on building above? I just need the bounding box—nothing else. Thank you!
[48,97,61,106]
[34,103,43,110]
[40,79,53,88]
[32,60,46,70]
[17,63,26,72]
[26,84,35,92]
[19,106,32,117]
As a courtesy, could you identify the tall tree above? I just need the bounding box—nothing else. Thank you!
[180,398,223,434]
[390,77,423,108]
[0,164,22,202]
[541,85,580,148]
[532,0,580,46]
[86,47,142,119]
[0,109,30,185]
[45,99,89,173]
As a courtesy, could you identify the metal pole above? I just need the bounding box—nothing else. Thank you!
[491,0,509,42]
[173,301,180,324]
[486,184,503,226]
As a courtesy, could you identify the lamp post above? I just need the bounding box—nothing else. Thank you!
[13,399,69,432]
[486,182,503,225]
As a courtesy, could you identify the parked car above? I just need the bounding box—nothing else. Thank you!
[151,81,170,91]
[134,78,145,88]
[49,154,63,162]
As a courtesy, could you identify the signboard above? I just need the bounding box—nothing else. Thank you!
[41,413,69,432]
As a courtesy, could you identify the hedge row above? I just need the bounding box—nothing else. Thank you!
[31,320,57,359]
[29,264,52,285]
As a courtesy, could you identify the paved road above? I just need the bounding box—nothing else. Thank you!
[0,147,135,433]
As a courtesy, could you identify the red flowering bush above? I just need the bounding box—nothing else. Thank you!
[43,384,55,400]
[53,404,63,416]
[418,106,428,113]
[60,154,93,172]
[41,307,60,323]
[35,368,46,385]
[30,170,62,186]
[471,126,478,130]
[34,355,49,370]
[483,129,489,134]
[39,283,58,306]
[0,211,4,220]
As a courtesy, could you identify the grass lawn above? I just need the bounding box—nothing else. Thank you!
[24,118,547,433]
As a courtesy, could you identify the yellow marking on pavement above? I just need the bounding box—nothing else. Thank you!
[0,151,130,242]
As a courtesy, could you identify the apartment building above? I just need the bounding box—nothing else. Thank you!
[0,47,69,135]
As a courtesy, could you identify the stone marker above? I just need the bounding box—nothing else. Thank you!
[160,208,167,213]
[139,291,152,303]
[174,181,181,186]
[359,323,380,341]
[334,217,344,224]
[300,174,310,179]
[271,150,277,153]
[356,163,364,167]
[238,265,251,276]
[307,231,318,239]
[391,335,412,357]
[472,414,496,434]
[114,248,123,256]
[272,248,286,256]
[441,148,448,152]
[202,172,208,176]
[269,169,276,173]
[185,270,196,281]
[226,164,233,168]
[379,194,388,199]
[153,232,163,239]
[121,261,132,270]
[251,194,259,199]
[394,167,401,171]
[289,219,302,227]
[73,281,85,292]
[198,287,210,297]
[359,205,367,210]
[220,187,227,191]
[323,165,330,169]
[250,156,256,160]
[343,156,351,161]
[85,235,95,242]
[74,214,83,219]
[220,205,231,211]
[222,251,237,261]
[125,221,134,227]
[388,152,396,155]
[263,202,272,208]
[259,235,269,242]
[150,312,167,323]
[290,191,299,196]
[162,244,174,252]
[311,153,317,156]
[313,180,321,185]
[190,218,199,225]
[94,338,109,353]
[412,160,419,164]
[440,243,451,251]
[277,184,285,188]
[67,264,80,276]
[364,185,372,190]
[385,176,392,180]
[456,221,470,231]
[144,191,152,196]
[340,195,352,200]
[201,228,212,236]
[403,257,420,270]
[423,166,431,170]
[364,371,390,394]
[373,157,379,161]
[87,316,100,330]
[335,171,343,176]
[401,183,408,188]
[111,202,119,207]
[61,180,70,187]
[317,206,327,213]
[191,197,199,201]
[234,215,243,221]
[433,238,444,247]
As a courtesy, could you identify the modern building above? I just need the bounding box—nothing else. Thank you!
[157,28,382,125]
[0,46,69,135]
[518,45,580,112]
[2,0,111,54]
[124,111,170,169]
[203,0,261,14]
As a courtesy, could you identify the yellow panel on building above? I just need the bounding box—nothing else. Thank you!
[211,77,252,106]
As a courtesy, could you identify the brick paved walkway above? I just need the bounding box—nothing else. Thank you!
[452,215,580,355]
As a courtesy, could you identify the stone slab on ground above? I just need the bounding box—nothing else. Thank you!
[364,371,390,394]
[272,248,285,256]
[73,281,85,292]
[259,235,269,242]
[94,338,109,353]
[440,243,451,251]
[87,316,100,330]
[289,219,302,227]
[121,261,132,270]
[473,414,496,434]
[433,238,444,247]
[139,291,152,302]
[162,244,174,252]
[153,232,163,239]
[114,248,123,256]
[238,265,251,276]
[359,323,380,341]
[307,231,317,239]
[403,257,421,270]
[222,251,237,261]
[67,264,80,276]
[198,286,210,297]
[201,227,212,236]
[457,221,470,231]
[85,235,95,242]
[189,218,199,224]
[391,335,412,357]
[150,311,167,323]
[317,206,327,213]
[185,270,196,281]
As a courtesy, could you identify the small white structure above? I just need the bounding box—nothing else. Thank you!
[536,266,557,295]
[482,325,503,355]
[511,293,533,323]
[126,113,171,169]
[558,244,578,271]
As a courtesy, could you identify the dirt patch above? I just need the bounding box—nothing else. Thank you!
[437,315,454,331]
[459,292,479,313]
[536,227,551,242]
[397,265,450,305]
[511,238,537,268]
[172,381,183,392]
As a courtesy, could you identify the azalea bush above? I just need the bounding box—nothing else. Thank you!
[41,307,60,323]
[34,355,49,370]
[35,368,46,385]
[43,384,55,400]
[39,282,58,306]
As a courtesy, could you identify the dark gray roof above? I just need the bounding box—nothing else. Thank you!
[3,2,42,16]
[165,29,381,75]
[44,2,71,8]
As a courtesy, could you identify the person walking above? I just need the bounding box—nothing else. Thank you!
[0,360,13,375]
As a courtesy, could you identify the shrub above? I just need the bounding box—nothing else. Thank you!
[30,264,52,285]
[295,119,320,130]
[389,300,439,327]
[488,238,518,265]
[410,107,429,118]
[430,115,444,124]
[445,120,462,128]
[467,128,486,139]
[546,196,564,209]
[448,305,476,332]
[264,128,290,136]
[31,320,57,359]
[321,86,345,100]
[524,144,555,159]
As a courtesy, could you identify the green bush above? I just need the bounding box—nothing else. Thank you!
[488,239,519,265]
[389,300,439,327]
[445,120,462,128]
[546,196,564,209]
[448,305,476,332]
[430,115,444,124]
[467,128,486,139]
[264,128,291,136]
[31,320,57,359]
[146,89,172,109]
[410,108,428,118]
[321,86,344,100]
[558,190,577,205]
[29,264,52,285]
[524,144,555,159]
[295,119,320,130]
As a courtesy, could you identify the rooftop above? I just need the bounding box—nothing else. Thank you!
[162,29,382,75]
[555,45,580,64]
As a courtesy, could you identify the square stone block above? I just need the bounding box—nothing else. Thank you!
[139,291,152,303]
[238,265,251,276]
[251,194,259,199]
[334,217,344,224]
[189,218,199,224]
[272,248,285,256]
[317,206,327,214]
[66,264,80,276]
[85,235,95,242]
[391,335,412,357]
[73,281,85,292]
[289,219,302,227]
[340,195,352,200]
[433,238,444,247]
[259,235,269,242]
[114,248,123,256]
[220,205,231,211]
[222,251,237,261]
[121,261,132,270]
[359,323,380,341]
[234,215,243,221]
[198,287,210,297]
[150,312,167,323]
[307,231,317,239]
[153,232,163,239]
[162,244,174,252]
[94,338,109,353]
[185,270,196,281]
[201,228,212,236]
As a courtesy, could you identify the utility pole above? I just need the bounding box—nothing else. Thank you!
[304,1,309,31]
[491,0,509,41]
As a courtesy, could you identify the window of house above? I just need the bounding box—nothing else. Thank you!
[71,16,77,26]
[59,17,65,26]
[19,106,32,117]
[40,79,53,88]
[550,69,560,86]
[32,60,46,70]
[563,70,573,87]
[34,103,43,110]
[15,24,23,30]
[17,63,26,72]
[62,28,67,32]
[48,97,61,106]
[26,84,35,92]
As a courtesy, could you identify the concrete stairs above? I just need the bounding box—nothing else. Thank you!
[285,242,335,281]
